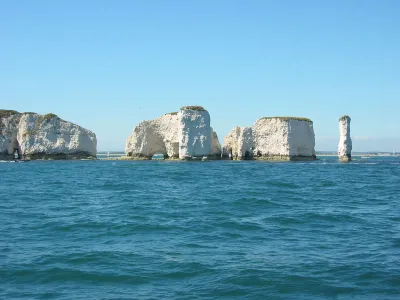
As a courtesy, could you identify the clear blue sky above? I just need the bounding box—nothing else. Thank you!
[1,0,399,151]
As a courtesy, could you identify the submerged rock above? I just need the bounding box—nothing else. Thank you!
[125,106,221,159]
[0,110,97,160]
[223,117,316,161]
[338,115,352,162]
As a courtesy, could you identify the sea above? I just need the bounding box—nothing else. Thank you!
[1,156,400,299]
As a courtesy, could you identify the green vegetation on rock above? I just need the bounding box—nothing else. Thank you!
[0,110,21,133]
[41,113,57,122]
[22,129,38,137]
[165,112,178,115]
[339,115,350,121]
[23,112,37,115]
[37,113,57,126]
[260,116,313,122]
[180,106,206,111]
[0,110,20,118]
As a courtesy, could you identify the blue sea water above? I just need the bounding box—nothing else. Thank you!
[1,156,400,299]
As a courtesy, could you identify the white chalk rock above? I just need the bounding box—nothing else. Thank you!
[338,116,352,162]
[224,117,315,160]
[211,129,222,157]
[18,113,96,158]
[125,106,221,159]
[223,126,253,159]
[0,111,21,157]
[178,107,212,159]
[0,110,97,159]
[125,113,180,158]
[253,117,315,159]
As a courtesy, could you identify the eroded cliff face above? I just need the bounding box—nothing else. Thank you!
[125,106,221,159]
[0,111,21,158]
[223,126,253,160]
[223,117,316,160]
[338,116,352,162]
[18,113,97,159]
[211,130,222,158]
[125,113,180,158]
[0,110,97,160]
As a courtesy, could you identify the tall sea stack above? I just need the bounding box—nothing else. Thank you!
[178,106,211,159]
[338,115,352,162]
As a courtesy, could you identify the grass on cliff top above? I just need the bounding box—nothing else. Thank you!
[180,106,206,111]
[260,116,313,122]
[0,110,56,119]
[339,115,351,121]
[0,109,20,118]
[38,113,58,123]
[164,112,178,115]
[36,113,58,128]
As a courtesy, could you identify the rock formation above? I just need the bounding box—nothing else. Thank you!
[125,106,221,159]
[211,131,222,158]
[0,110,97,160]
[125,113,180,158]
[178,106,212,158]
[338,115,352,162]
[223,117,316,160]
[223,126,253,160]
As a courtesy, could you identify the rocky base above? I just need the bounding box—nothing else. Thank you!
[221,153,252,160]
[339,155,351,162]
[222,154,316,161]
[0,151,11,160]
[182,154,221,161]
[126,153,180,160]
[102,156,149,161]
[125,154,221,161]
[0,151,96,160]
[254,155,316,161]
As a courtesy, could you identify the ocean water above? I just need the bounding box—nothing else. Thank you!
[1,156,400,299]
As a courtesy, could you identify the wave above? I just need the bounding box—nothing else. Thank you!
[2,159,400,299]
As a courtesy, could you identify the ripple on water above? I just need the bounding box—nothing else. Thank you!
[1,157,400,299]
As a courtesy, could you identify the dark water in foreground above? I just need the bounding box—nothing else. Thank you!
[1,157,400,299]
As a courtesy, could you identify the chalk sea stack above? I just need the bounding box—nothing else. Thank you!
[338,115,352,162]
[0,110,97,160]
[125,106,221,159]
[223,117,316,160]
[223,126,253,160]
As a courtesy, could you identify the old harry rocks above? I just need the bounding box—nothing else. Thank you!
[125,106,221,159]
[0,110,97,159]
[223,117,316,160]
